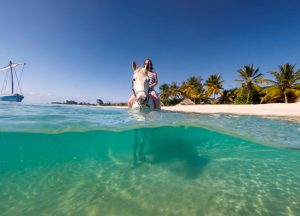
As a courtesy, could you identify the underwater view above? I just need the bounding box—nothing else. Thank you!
[0,103,300,216]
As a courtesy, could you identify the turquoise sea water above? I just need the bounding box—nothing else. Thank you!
[0,103,300,215]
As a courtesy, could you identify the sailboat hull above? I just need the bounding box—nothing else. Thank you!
[0,94,24,102]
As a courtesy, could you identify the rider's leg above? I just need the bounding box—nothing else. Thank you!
[150,92,161,109]
[128,94,135,108]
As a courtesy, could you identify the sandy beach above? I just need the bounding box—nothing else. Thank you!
[162,103,300,117]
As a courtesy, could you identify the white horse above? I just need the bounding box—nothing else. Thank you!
[129,61,161,167]
[130,61,158,110]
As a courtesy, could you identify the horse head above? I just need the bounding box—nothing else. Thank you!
[131,61,150,108]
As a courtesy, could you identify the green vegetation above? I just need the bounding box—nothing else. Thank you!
[159,63,300,105]
[262,64,300,103]
[235,65,264,104]
[180,76,204,104]
[204,74,223,102]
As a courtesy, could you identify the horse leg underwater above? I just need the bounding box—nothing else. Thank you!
[132,129,140,167]
[132,129,147,168]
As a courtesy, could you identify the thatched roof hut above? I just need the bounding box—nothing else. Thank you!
[179,98,195,105]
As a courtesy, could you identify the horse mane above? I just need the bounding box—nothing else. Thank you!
[135,67,148,75]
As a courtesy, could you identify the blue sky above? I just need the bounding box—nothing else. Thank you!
[1,0,300,103]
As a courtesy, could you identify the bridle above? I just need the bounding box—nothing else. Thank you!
[131,79,150,108]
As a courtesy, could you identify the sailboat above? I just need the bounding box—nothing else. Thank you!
[0,61,25,102]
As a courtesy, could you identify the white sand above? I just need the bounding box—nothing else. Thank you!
[162,103,300,117]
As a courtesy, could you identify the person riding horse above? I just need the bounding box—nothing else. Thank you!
[128,59,161,109]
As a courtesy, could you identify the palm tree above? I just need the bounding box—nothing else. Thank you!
[235,65,264,104]
[159,83,171,105]
[204,74,223,99]
[261,63,300,103]
[180,76,204,103]
[180,82,195,102]
[219,88,237,104]
[169,82,182,100]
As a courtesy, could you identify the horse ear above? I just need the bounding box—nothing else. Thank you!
[132,61,137,71]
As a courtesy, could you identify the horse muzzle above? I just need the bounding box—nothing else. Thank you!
[136,92,147,103]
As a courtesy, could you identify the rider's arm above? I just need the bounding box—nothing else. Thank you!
[149,72,158,88]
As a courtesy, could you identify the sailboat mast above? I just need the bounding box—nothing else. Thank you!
[9,61,14,94]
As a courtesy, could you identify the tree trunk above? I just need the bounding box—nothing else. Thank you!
[284,92,288,103]
[246,91,250,104]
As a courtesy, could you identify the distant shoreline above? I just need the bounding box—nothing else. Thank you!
[52,100,127,107]
[96,105,127,109]
[99,103,300,120]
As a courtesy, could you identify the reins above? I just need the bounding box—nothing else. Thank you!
[131,79,150,108]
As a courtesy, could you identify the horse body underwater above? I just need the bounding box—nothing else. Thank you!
[130,61,158,110]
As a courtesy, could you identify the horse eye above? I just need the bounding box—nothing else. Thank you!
[133,78,135,82]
